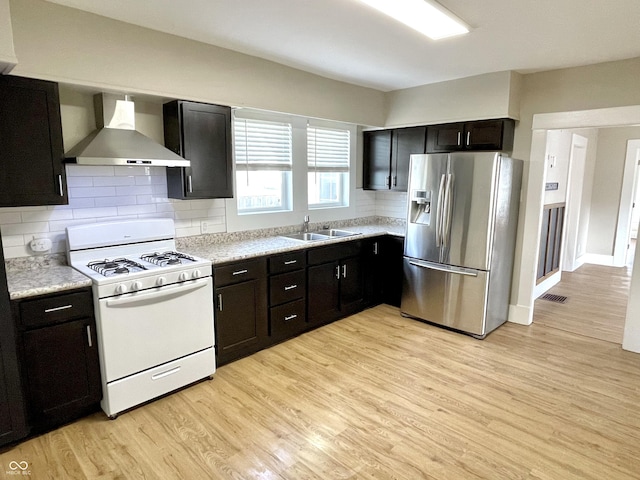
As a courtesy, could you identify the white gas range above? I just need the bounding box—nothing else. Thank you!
[66,219,215,419]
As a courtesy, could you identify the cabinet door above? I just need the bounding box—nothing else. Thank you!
[362,237,384,307]
[0,75,66,206]
[164,101,233,199]
[363,130,392,190]
[391,126,426,192]
[382,236,404,307]
[339,256,364,316]
[426,123,464,153]
[215,280,262,365]
[307,261,341,326]
[465,119,514,151]
[22,319,101,428]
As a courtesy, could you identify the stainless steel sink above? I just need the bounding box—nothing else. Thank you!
[314,229,358,237]
[282,232,330,241]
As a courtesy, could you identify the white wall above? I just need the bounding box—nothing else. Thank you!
[587,127,640,256]
[9,0,385,128]
[0,0,17,72]
[384,71,520,128]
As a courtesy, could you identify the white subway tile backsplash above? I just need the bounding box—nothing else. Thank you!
[2,235,25,247]
[72,207,119,219]
[21,209,74,223]
[48,218,96,233]
[66,176,94,188]
[70,186,117,198]
[116,204,157,216]
[1,222,49,236]
[93,176,136,187]
[67,198,97,209]
[2,170,395,259]
[0,212,23,224]
[94,196,137,208]
[66,165,115,177]
[115,185,154,196]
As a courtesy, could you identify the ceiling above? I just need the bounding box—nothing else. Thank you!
[45,0,640,92]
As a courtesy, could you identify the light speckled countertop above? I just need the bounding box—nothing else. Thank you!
[180,224,405,265]
[4,221,405,300]
[6,265,93,300]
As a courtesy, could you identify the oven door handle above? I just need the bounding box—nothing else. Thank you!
[105,278,211,308]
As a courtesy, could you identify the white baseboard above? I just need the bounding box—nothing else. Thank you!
[508,304,532,325]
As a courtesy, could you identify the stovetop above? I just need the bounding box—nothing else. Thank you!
[66,219,212,298]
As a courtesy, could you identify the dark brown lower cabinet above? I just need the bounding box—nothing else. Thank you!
[268,251,307,343]
[363,235,404,308]
[13,288,101,432]
[537,203,566,282]
[214,259,268,366]
[307,241,364,326]
[22,319,100,429]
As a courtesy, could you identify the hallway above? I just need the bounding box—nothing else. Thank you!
[533,261,632,344]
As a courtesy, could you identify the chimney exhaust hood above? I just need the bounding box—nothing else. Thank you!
[65,93,190,168]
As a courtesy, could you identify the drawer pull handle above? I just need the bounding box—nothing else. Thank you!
[284,284,298,291]
[284,260,297,265]
[284,314,297,322]
[232,269,248,276]
[86,325,92,347]
[152,366,181,380]
[44,304,72,313]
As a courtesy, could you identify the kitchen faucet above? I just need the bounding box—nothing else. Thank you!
[303,215,310,233]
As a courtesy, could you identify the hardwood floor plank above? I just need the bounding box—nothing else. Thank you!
[2,304,640,479]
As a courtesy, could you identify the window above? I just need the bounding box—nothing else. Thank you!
[234,118,292,214]
[307,126,350,208]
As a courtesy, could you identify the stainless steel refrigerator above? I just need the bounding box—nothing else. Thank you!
[401,152,523,338]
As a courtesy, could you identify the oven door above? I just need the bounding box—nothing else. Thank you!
[97,277,214,382]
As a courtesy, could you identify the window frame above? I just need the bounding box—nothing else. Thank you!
[225,109,358,233]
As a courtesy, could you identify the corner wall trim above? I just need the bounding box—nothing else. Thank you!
[508,304,533,325]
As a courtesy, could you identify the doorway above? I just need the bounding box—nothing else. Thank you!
[515,105,640,352]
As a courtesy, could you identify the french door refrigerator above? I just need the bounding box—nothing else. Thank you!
[401,152,523,338]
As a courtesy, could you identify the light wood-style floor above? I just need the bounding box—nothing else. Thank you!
[2,304,640,479]
[533,261,632,344]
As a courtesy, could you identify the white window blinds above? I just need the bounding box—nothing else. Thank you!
[307,126,350,172]
[234,118,292,171]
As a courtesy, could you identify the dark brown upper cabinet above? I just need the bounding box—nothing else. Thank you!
[426,119,515,153]
[163,100,233,199]
[363,126,426,192]
[0,75,67,207]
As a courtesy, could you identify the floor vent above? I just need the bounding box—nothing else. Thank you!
[540,294,568,304]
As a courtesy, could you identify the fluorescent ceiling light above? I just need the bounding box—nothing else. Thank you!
[359,0,469,40]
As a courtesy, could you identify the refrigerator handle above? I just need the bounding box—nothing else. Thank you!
[435,174,446,247]
[408,260,478,277]
[443,173,454,248]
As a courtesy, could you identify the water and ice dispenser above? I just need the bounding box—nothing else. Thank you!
[409,189,432,225]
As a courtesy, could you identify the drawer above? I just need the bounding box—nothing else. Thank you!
[307,240,362,266]
[269,251,306,274]
[215,258,267,287]
[270,299,306,339]
[270,270,306,306]
[18,289,94,329]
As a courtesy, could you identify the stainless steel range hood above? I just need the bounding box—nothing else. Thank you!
[65,93,190,167]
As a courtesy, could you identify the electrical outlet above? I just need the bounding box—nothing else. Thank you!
[201,221,211,234]
[29,237,52,253]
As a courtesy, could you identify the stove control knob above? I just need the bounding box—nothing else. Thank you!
[132,281,143,291]
[179,272,189,282]
[193,270,201,279]
[116,284,128,295]
[156,277,166,286]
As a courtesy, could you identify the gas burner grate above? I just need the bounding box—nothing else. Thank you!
[140,251,196,267]
[87,258,148,277]
[540,293,568,304]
